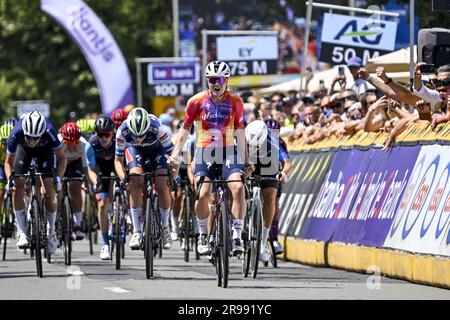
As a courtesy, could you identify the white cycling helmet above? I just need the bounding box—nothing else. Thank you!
[245,120,268,151]
[205,61,231,78]
[22,110,46,137]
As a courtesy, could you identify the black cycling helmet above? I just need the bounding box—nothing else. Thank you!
[264,118,281,130]
[95,115,115,133]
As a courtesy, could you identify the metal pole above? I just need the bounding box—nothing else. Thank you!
[172,0,179,57]
[409,0,415,88]
[202,30,207,90]
[301,0,313,92]
[136,59,142,107]
[305,1,399,17]
[349,0,355,16]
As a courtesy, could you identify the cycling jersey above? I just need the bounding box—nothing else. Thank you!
[57,134,88,167]
[7,119,62,155]
[184,90,244,149]
[115,114,173,157]
[85,135,115,170]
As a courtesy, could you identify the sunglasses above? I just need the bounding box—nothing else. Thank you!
[98,131,113,138]
[434,78,450,88]
[207,77,227,85]
[64,139,78,146]
[24,135,40,141]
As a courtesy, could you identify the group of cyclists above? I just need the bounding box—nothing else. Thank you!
[0,60,291,269]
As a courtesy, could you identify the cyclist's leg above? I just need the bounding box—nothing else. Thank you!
[272,186,283,254]
[125,147,144,248]
[67,159,84,239]
[96,172,111,251]
[260,185,277,261]
[11,145,31,246]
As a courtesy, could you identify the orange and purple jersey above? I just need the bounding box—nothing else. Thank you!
[184,90,244,148]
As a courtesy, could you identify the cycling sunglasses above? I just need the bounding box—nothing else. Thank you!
[207,77,227,85]
[98,131,113,138]
[24,135,40,141]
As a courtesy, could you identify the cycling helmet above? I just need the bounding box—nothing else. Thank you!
[0,124,13,141]
[124,104,135,113]
[60,122,81,141]
[22,111,46,137]
[264,118,281,130]
[111,109,128,128]
[245,120,268,149]
[95,115,115,133]
[205,61,231,78]
[77,118,90,134]
[126,107,150,136]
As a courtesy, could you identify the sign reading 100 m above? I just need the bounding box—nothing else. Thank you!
[147,61,200,97]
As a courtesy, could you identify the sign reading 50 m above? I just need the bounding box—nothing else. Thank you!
[320,13,398,65]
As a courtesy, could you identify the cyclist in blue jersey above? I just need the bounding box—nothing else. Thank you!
[4,111,67,254]
[114,108,174,250]
[85,115,116,260]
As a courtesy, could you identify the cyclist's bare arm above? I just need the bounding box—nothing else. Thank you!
[87,167,98,186]
[168,125,190,172]
[55,147,67,179]
[4,153,14,180]
[114,155,126,181]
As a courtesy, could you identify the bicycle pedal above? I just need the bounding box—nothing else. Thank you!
[263,261,269,267]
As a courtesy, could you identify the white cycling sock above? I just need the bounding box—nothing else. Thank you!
[14,209,26,235]
[261,227,270,251]
[232,219,244,239]
[197,217,208,235]
[130,208,142,233]
[170,211,179,231]
[160,208,170,227]
[47,211,57,236]
[73,212,82,228]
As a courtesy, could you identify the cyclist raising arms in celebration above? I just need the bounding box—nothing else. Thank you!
[168,61,250,256]
[114,108,174,250]
[4,111,67,254]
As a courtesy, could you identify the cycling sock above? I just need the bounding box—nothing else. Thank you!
[73,212,82,228]
[47,211,57,236]
[232,219,244,239]
[261,227,270,251]
[160,207,170,227]
[170,211,179,232]
[14,209,26,234]
[197,217,208,235]
[102,232,109,246]
[130,208,142,233]
[271,219,279,240]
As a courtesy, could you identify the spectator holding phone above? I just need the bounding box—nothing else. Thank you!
[414,63,450,111]
[347,56,370,98]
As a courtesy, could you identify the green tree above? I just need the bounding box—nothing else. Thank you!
[0,0,172,125]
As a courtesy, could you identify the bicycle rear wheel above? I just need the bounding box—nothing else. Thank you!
[242,211,251,277]
[250,200,262,279]
[213,217,222,287]
[144,197,154,279]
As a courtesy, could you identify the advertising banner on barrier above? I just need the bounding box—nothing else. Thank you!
[40,0,135,115]
[385,145,450,256]
[299,146,420,246]
[279,151,335,238]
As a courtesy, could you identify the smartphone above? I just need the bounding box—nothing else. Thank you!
[419,64,436,74]
[319,79,324,85]
[338,66,345,76]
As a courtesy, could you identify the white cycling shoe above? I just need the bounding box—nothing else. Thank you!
[129,232,142,249]
[16,232,29,249]
[100,245,111,260]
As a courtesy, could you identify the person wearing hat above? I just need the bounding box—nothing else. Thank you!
[159,113,174,136]
[347,56,370,98]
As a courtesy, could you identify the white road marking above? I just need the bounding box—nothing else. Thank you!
[104,287,130,293]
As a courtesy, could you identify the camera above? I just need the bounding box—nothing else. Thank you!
[419,64,436,74]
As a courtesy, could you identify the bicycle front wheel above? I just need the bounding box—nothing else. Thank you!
[219,203,230,288]
[183,192,190,263]
[144,197,154,279]
[31,197,43,278]
[62,196,72,266]
[114,195,122,270]
[2,193,13,261]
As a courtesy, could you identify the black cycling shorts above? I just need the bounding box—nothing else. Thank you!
[64,158,84,178]
[13,144,55,177]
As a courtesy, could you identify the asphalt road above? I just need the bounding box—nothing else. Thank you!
[0,235,449,301]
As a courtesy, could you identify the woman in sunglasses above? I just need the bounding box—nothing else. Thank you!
[58,122,89,241]
[4,111,67,254]
[85,115,116,260]
[168,60,249,257]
